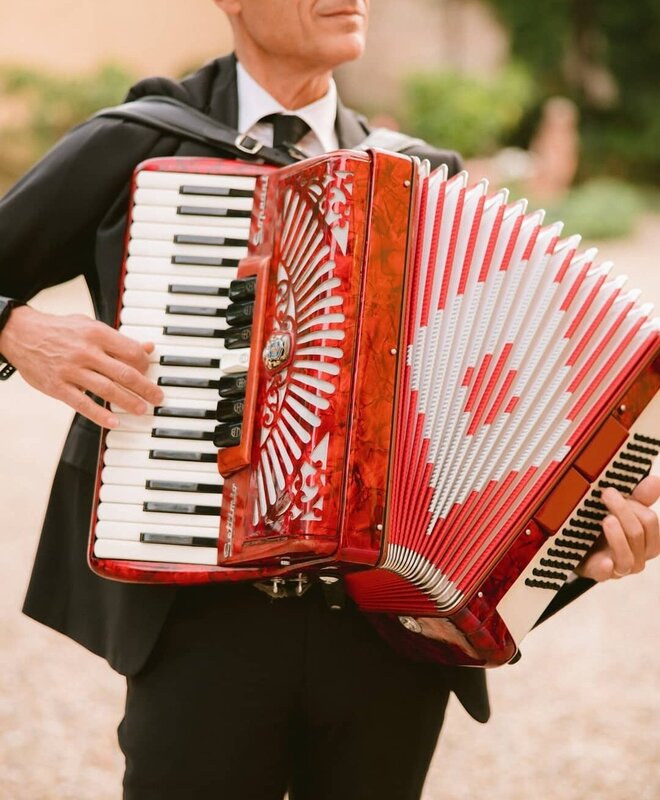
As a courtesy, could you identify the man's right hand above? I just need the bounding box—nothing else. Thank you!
[0,305,164,428]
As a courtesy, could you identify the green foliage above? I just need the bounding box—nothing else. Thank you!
[485,0,660,182]
[403,64,535,157]
[0,64,135,190]
[543,178,643,240]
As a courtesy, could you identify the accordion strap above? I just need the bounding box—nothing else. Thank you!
[93,95,298,167]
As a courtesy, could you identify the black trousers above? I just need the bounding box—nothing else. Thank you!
[119,583,452,800]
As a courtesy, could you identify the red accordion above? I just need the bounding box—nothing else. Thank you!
[90,151,660,667]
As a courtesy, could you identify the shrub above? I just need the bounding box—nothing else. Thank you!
[403,63,535,158]
[0,64,135,190]
[543,178,643,240]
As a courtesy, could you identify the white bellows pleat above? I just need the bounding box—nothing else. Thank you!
[387,169,657,610]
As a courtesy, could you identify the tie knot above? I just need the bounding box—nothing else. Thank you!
[262,113,311,150]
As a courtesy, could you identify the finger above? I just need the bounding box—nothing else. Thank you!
[79,369,152,416]
[576,547,616,582]
[601,487,646,573]
[90,353,164,406]
[94,326,152,373]
[627,499,660,560]
[59,386,120,429]
[631,474,660,507]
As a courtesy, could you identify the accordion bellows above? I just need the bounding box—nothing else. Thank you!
[90,152,659,667]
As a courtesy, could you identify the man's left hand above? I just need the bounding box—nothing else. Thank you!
[576,474,660,582]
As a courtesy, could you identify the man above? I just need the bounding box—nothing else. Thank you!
[0,2,658,798]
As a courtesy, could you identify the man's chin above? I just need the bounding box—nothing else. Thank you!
[316,34,366,68]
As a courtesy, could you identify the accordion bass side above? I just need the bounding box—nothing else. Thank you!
[90,151,660,667]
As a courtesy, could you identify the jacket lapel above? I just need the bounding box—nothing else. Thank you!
[335,98,369,149]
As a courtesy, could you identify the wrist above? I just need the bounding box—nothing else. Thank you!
[0,303,34,377]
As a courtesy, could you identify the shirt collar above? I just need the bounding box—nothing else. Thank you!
[236,61,338,153]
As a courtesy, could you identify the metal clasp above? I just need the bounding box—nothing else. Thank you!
[253,573,312,600]
[234,134,263,156]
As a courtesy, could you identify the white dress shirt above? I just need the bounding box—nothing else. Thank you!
[236,62,339,157]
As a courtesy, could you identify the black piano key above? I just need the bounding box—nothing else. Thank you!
[218,373,248,398]
[216,398,245,422]
[159,355,220,369]
[163,326,224,338]
[229,277,257,301]
[171,255,240,267]
[154,406,216,419]
[151,427,214,441]
[178,205,251,219]
[140,532,219,547]
[150,449,217,463]
[157,376,220,389]
[180,185,253,199]
[143,501,220,516]
[224,325,252,349]
[146,479,223,494]
[169,283,229,297]
[213,423,243,447]
[174,234,246,248]
[166,304,227,318]
[226,301,254,327]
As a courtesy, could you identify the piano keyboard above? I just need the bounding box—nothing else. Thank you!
[94,167,260,566]
[496,391,660,645]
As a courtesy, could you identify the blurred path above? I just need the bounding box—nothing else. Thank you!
[1,217,659,800]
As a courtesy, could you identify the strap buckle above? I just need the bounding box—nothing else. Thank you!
[234,133,263,156]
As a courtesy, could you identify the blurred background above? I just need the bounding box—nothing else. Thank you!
[0,1,658,798]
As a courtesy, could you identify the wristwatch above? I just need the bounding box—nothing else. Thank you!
[0,296,25,380]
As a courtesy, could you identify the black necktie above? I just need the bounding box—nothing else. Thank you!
[262,113,311,151]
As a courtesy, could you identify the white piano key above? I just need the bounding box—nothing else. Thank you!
[155,385,222,401]
[128,238,247,261]
[106,431,218,453]
[96,520,219,541]
[101,466,222,487]
[130,222,249,243]
[118,325,228,348]
[148,344,231,363]
[110,397,217,414]
[113,414,216,433]
[126,255,239,279]
[94,539,219,566]
[134,188,253,211]
[103,448,219,471]
[148,364,222,381]
[123,290,231,310]
[132,204,251,229]
[124,272,234,293]
[97,502,219,527]
[120,307,229,330]
[100,485,221,508]
[136,170,257,191]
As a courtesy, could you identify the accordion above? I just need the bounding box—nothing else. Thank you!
[89,150,660,667]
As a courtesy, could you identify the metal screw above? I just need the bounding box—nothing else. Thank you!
[376,523,383,532]
[280,558,291,566]
[477,591,484,598]
[403,179,411,188]
[390,348,397,356]
[525,528,532,536]
[619,404,627,413]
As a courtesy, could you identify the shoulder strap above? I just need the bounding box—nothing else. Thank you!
[93,95,296,167]
[355,128,426,154]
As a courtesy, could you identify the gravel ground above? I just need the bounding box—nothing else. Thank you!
[1,217,659,800]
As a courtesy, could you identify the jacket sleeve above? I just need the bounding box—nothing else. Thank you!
[0,117,162,301]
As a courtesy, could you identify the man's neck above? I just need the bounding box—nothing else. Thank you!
[234,43,332,110]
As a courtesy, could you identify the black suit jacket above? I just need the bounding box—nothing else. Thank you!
[0,54,591,724]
